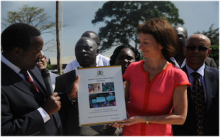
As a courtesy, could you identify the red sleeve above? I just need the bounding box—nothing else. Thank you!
[122,62,134,82]
[174,68,191,88]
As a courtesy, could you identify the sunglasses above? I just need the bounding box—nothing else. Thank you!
[185,46,209,52]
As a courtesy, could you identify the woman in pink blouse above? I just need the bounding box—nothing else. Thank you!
[111,18,191,136]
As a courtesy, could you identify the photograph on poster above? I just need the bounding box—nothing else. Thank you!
[102,82,115,92]
[88,83,101,93]
[89,92,116,108]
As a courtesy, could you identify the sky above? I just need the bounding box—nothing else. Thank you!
[1,0,219,61]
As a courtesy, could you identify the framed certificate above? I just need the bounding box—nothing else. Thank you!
[76,66,127,126]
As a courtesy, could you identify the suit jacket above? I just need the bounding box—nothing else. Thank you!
[205,57,217,69]
[55,70,116,136]
[172,65,219,136]
[1,62,70,135]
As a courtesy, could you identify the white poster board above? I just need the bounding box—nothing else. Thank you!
[76,66,127,126]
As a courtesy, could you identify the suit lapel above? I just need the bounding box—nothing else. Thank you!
[29,67,49,97]
[1,62,44,101]
[204,66,214,112]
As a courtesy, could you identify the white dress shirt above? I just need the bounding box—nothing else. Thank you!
[64,54,110,73]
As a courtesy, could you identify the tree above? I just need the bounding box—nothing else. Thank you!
[92,1,184,53]
[1,5,56,52]
[210,45,219,67]
[194,24,219,46]
[195,24,219,67]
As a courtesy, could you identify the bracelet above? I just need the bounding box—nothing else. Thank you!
[146,116,150,125]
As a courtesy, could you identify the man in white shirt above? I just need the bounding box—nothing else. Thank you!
[64,31,109,73]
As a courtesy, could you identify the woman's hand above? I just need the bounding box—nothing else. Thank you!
[109,116,145,128]
[109,122,123,128]
[120,116,145,126]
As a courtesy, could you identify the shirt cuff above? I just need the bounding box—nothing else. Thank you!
[37,107,50,123]
[67,94,77,105]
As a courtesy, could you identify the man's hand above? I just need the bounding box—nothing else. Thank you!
[68,75,80,100]
[41,92,61,116]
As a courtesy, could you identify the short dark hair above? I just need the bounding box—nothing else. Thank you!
[1,23,41,51]
[136,18,179,61]
[81,31,100,45]
[110,45,140,65]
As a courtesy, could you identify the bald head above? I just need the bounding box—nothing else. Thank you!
[186,34,211,48]
[174,26,188,38]
[81,31,100,46]
[184,34,212,71]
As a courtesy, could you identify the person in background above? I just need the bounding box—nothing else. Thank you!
[110,45,140,75]
[172,26,188,67]
[109,45,140,136]
[110,18,191,136]
[36,51,59,90]
[55,37,116,135]
[64,31,110,73]
[172,34,219,136]
[172,26,217,68]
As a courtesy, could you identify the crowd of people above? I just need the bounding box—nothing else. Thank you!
[89,93,116,108]
[1,17,219,136]
[102,82,115,92]
[88,83,101,93]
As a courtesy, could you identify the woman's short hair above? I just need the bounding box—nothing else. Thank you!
[110,45,140,65]
[136,18,179,60]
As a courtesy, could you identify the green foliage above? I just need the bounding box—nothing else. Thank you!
[1,5,61,52]
[210,45,219,67]
[2,5,55,34]
[46,62,53,70]
[92,1,184,53]
[194,24,219,46]
[195,24,219,67]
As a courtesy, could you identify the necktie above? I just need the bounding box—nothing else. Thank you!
[191,72,206,135]
[20,70,40,93]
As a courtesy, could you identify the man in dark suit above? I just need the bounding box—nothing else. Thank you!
[1,23,78,135]
[55,37,116,135]
[172,34,219,135]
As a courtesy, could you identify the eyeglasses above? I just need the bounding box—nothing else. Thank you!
[185,46,209,52]
[39,55,45,60]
